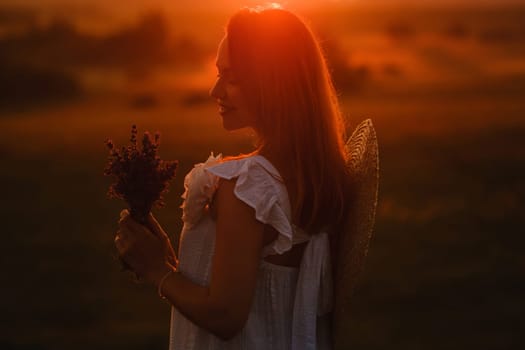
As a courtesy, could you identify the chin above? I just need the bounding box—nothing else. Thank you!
[222,120,244,131]
[221,114,247,131]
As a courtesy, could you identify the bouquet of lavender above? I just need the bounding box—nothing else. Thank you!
[103,125,178,226]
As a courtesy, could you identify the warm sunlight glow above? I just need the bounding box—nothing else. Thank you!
[1,0,523,348]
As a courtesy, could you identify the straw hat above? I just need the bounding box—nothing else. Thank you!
[332,118,380,349]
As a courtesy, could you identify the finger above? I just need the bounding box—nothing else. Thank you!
[114,229,125,242]
[119,213,134,226]
[119,215,140,231]
[114,228,131,249]
[118,210,129,225]
[114,234,125,253]
[147,213,168,240]
[120,209,129,219]
[115,228,129,242]
[121,217,156,242]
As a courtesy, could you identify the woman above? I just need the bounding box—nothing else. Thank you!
[115,5,353,349]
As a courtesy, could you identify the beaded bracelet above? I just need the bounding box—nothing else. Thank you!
[157,268,175,300]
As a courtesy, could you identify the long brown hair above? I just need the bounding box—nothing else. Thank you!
[226,5,350,236]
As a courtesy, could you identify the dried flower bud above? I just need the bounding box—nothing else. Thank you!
[103,125,178,225]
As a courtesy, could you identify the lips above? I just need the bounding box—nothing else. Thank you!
[218,103,236,114]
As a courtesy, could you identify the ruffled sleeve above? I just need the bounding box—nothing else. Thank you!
[205,155,295,256]
[180,153,222,228]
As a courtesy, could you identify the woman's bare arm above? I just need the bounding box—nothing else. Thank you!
[156,178,265,340]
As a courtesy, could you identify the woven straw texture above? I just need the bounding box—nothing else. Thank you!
[332,118,380,349]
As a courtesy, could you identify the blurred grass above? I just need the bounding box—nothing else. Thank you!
[1,92,523,349]
[1,3,525,350]
[346,126,525,349]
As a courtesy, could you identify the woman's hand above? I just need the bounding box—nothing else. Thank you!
[115,209,178,285]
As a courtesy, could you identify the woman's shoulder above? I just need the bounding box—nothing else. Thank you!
[181,152,287,226]
[182,151,283,205]
[209,153,296,256]
[205,152,283,184]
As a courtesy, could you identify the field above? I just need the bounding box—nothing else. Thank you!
[0,3,524,349]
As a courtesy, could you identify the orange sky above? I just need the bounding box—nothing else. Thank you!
[1,0,515,12]
[1,0,517,37]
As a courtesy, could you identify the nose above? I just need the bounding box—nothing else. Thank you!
[209,78,225,100]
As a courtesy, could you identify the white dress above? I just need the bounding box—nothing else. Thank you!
[168,153,334,350]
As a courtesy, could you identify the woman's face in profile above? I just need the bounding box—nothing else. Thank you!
[209,36,257,131]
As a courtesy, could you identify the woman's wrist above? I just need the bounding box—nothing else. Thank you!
[149,263,177,290]
[156,266,176,300]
